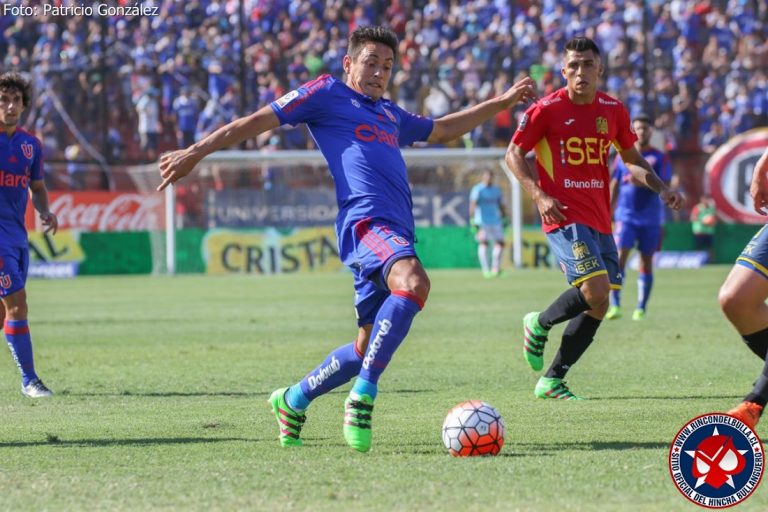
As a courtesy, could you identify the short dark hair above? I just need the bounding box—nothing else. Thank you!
[633,112,652,125]
[0,71,31,108]
[564,37,601,56]
[348,26,398,61]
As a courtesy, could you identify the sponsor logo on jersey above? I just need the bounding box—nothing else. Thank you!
[354,123,398,148]
[275,90,299,108]
[0,169,30,188]
[563,178,605,189]
[541,97,562,106]
[596,117,608,135]
[565,119,575,125]
[362,319,392,370]
[669,413,763,508]
[598,97,619,105]
[564,137,612,165]
[351,98,360,108]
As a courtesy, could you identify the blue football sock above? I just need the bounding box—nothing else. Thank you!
[610,289,621,308]
[637,272,653,310]
[285,341,364,411]
[352,291,422,400]
[4,320,38,386]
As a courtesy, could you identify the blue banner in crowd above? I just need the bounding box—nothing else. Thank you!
[206,187,472,228]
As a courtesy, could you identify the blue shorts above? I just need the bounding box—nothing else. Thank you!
[0,245,29,298]
[546,223,622,290]
[736,225,768,279]
[340,218,418,326]
[614,221,662,255]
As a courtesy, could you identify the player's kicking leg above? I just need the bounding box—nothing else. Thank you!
[268,339,366,447]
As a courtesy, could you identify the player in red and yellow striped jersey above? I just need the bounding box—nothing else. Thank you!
[505,37,682,399]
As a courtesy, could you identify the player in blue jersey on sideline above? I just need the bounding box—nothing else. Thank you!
[158,26,536,452]
[605,114,673,321]
[469,170,507,278]
[0,72,58,397]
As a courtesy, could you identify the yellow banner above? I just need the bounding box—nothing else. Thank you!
[28,231,85,263]
[506,229,555,268]
[204,227,343,275]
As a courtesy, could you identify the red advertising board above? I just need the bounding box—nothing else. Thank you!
[25,191,165,232]
[707,129,768,224]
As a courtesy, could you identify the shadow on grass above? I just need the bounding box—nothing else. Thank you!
[514,440,669,452]
[0,436,264,448]
[61,391,260,398]
[410,440,668,457]
[60,388,435,398]
[590,394,743,401]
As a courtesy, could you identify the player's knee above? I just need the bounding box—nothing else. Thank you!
[3,303,27,320]
[580,280,610,309]
[718,285,745,318]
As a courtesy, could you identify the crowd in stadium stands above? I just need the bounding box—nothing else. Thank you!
[0,0,766,175]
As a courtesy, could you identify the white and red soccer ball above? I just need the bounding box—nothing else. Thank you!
[442,400,505,457]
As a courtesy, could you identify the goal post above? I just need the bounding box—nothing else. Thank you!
[154,148,526,274]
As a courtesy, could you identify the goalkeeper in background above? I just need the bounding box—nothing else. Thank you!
[469,170,507,278]
[158,26,536,452]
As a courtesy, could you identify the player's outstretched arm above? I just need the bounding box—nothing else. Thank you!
[505,141,567,224]
[427,77,537,144]
[620,146,683,210]
[158,106,280,191]
[29,179,58,235]
[750,146,768,215]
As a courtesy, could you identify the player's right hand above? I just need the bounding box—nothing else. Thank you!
[158,149,201,191]
[535,194,568,225]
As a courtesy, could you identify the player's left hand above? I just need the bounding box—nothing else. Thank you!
[660,189,684,211]
[39,211,58,235]
[501,76,537,107]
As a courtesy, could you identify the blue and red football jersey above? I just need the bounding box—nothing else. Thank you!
[0,128,43,248]
[270,75,434,241]
[612,147,672,226]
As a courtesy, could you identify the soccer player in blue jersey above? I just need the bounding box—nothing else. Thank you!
[720,145,768,429]
[606,114,673,321]
[158,26,536,452]
[0,72,58,398]
[469,170,507,278]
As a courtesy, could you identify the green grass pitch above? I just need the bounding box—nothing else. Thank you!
[1,266,766,511]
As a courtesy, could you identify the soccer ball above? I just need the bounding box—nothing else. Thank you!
[441,400,505,457]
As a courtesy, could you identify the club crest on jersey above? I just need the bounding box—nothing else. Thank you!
[571,241,590,259]
[21,143,33,160]
[595,117,608,135]
[669,413,763,508]
[275,90,299,108]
